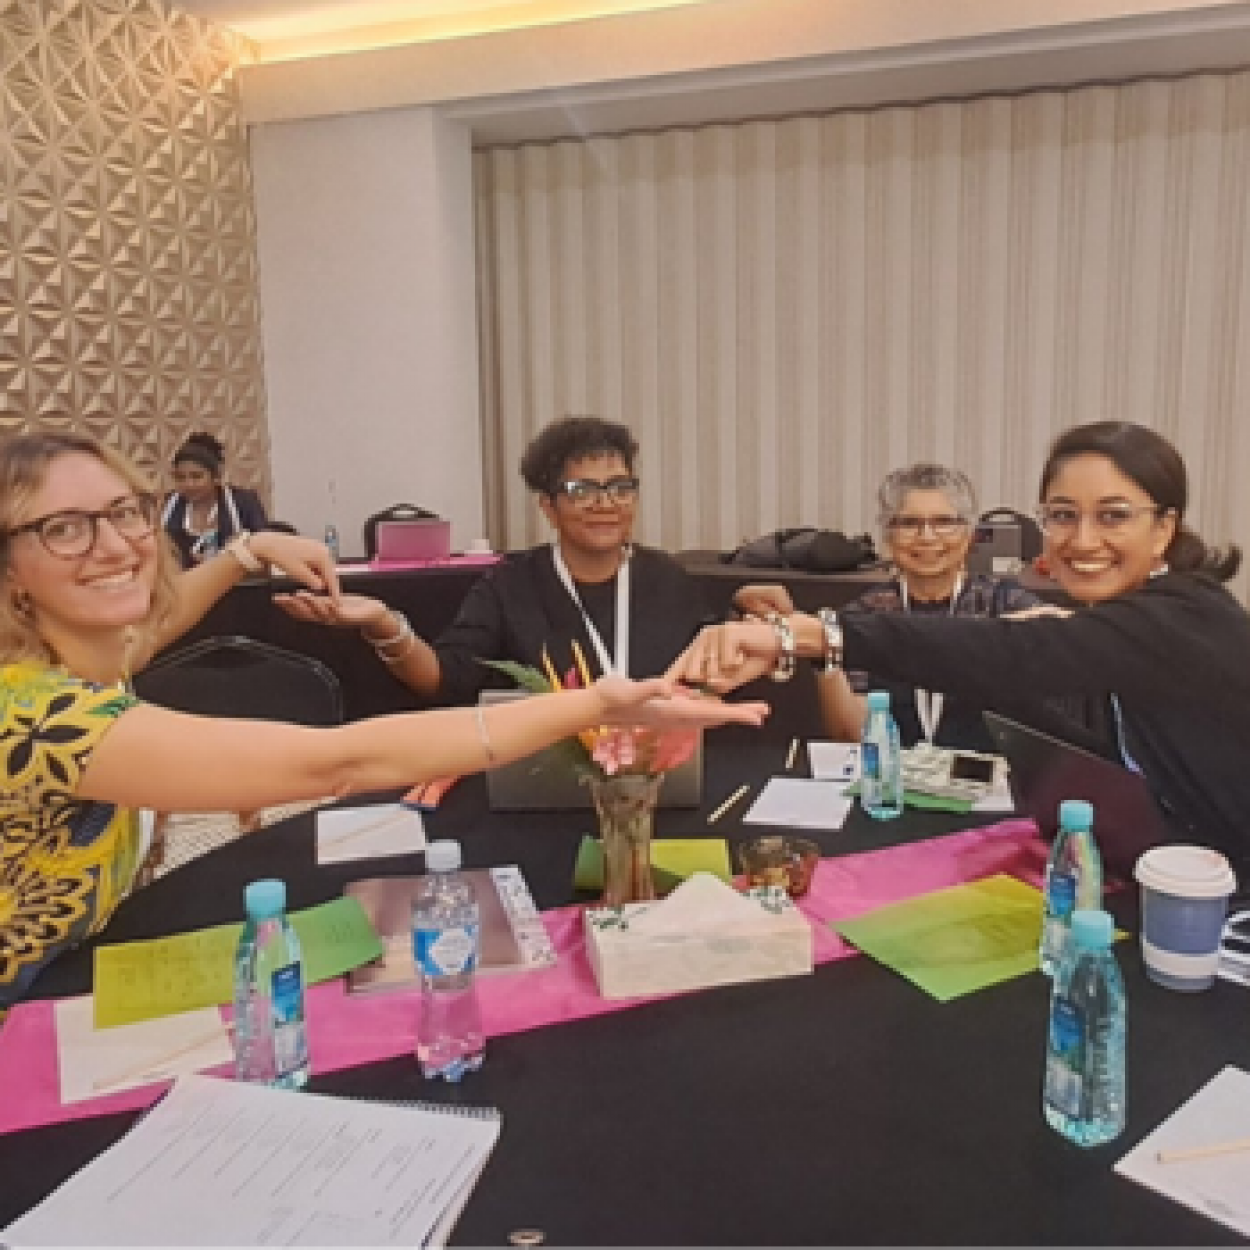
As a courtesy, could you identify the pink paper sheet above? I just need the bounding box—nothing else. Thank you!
[0,819,1044,1136]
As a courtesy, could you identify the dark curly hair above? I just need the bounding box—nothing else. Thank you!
[172,431,225,476]
[519,416,639,496]
[1040,421,1241,582]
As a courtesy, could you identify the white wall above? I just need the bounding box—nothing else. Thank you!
[249,106,483,556]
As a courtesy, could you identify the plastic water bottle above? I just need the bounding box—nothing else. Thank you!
[1040,799,1103,977]
[413,840,485,1082]
[232,879,310,1089]
[860,690,903,820]
[1043,908,1127,1146]
[323,523,340,561]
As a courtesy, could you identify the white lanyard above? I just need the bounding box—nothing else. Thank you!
[551,543,631,677]
[900,572,963,743]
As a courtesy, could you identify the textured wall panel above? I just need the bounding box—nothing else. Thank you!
[475,74,1250,598]
[0,0,267,496]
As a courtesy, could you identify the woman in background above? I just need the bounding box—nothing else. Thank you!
[0,430,765,1013]
[161,431,270,568]
[673,422,1249,869]
[734,463,1040,752]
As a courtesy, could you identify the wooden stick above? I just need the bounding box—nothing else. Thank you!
[319,807,414,850]
[1156,1136,1250,1165]
[785,738,799,770]
[708,784,750,824]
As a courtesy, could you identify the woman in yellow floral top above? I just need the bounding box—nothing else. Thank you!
[0,432,766,1014]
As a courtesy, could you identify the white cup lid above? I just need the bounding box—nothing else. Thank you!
[1134,844,1237,899]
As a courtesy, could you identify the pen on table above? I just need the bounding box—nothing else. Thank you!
[785,738,798,771]
[1156,1136,1250,1164]
[320,807,414,849]
[708,784,750,824]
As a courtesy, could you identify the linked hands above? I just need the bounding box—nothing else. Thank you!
[249,533,342,600]
[667,620,784,695]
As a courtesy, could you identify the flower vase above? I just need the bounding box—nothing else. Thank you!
[590,773,663,907]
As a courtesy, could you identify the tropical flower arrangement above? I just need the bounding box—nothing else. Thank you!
[482,642,699,780]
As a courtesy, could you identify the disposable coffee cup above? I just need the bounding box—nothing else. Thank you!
[466,538,493,555]
[1133,845,1237,992]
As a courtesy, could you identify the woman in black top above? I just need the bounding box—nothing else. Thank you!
[161,432,270,568]
[674,422,1250,868]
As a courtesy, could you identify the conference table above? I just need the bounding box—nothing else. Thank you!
[3,723,1247,1246]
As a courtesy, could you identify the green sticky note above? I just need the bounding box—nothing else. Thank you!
[574,835,731,895]
[93,896,383,1028]
[831,874,1044,1002]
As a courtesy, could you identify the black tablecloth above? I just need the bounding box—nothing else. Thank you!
[4,729,1247,1245]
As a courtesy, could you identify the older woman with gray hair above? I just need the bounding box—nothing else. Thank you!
[734,462,1040,751]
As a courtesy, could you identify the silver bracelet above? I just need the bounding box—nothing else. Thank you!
[816,607,843,675]
[367,611,411,651]
[474,703,497,764]
[766,612,797,683]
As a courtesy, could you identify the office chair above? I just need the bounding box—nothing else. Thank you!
[363,503,440,559]
[134,635,345,858]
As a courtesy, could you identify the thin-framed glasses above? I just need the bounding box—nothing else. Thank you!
[558,477,640,508]
[1036,503,1166,537]
[7,493,158,558]
[885,514,969,540]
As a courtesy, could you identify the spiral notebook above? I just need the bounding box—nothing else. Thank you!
[1,1074,500,1248]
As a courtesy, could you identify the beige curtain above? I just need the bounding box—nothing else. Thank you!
[475,72,1250,598]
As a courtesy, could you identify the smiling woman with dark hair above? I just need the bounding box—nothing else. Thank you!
[674,422,1250,869]
[277,415,715,705]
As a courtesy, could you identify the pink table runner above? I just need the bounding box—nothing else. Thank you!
[0,819,1045,1136]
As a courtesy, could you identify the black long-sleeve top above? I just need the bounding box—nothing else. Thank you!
[841,571,1250,868]
[432,545,714,706]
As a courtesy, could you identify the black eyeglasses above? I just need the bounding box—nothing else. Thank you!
[557,477,640,508]
[885,514,969,540]
[7,494,159,558]
[1036,503,1167,536]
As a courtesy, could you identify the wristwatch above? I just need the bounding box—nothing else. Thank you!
[816,607,843,674]
[224,531,264,575]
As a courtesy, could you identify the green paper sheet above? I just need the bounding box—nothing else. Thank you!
[574,835,731,894]
[831,874,1044,1002]
[93,896,384,1028]
[842,780,973,815]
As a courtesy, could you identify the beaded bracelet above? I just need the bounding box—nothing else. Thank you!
[223,531,263,574]
[816,607,843,675]
[766,612,797,683]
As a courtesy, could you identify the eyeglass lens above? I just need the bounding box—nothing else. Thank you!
[888,515,967,538]
[35,496,156,556]
[1037,504,1158,534]
[563,478,639,506]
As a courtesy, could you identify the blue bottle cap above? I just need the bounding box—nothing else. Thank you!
[426,839,463,874]
[1058,799,1094,831]
[866,691,890,711]
[1070,908,1113,950]
[244,878,287,921]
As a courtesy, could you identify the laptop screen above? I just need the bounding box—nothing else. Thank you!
[982,711,1165,876]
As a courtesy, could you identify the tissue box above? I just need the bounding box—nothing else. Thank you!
[584,872,813,999]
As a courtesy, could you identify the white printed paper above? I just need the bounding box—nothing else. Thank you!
[55,997,232,1103]
[316,803,426,864]
[1115,1066,1250,1237]
[807,741,859,783]
[743,777,853,830]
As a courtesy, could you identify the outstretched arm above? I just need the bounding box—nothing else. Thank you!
[79,678,769,813]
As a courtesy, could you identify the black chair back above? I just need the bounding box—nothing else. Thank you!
[135,635,344,726]
[363,503,440,559]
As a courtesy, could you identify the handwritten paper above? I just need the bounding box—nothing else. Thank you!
[55,997,232,1103]
[832,874,1044,1001]
[93,896,383,1028]
[743,777,853,830]
[316,803,426,864]
[1,1074,501,1248]
[1115,1067,1250,1237]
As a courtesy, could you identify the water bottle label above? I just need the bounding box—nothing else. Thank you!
[1046,871,1077,919]
[1044,995,1085,1118]
[270,962,308,1077]
[415,923,479,977]
[862,741,881,777]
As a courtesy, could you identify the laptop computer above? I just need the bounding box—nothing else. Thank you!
[373,517,452,563]
[983,710,1166,876]
[481,689,703,810]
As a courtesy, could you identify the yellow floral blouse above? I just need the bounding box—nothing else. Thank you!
[1,660,141,1015]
